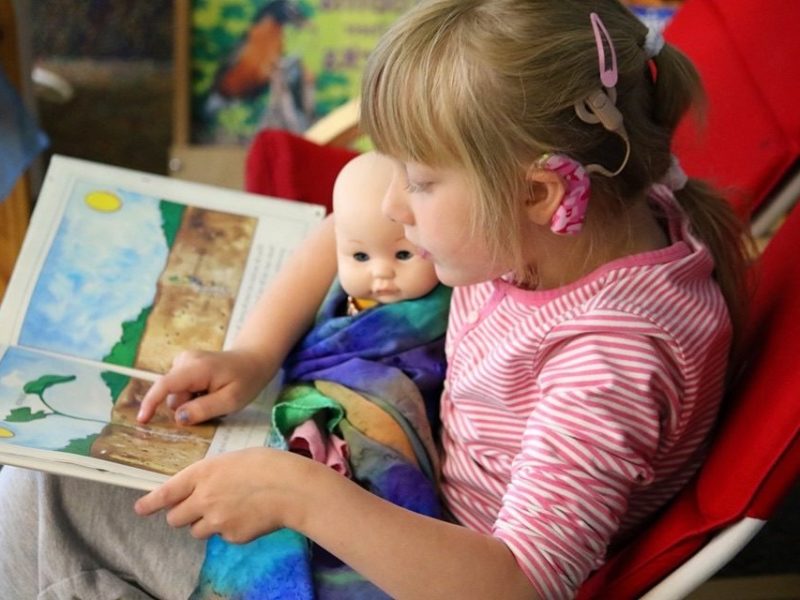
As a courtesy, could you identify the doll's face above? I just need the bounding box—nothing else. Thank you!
[336,215,439,304]
[334,153,439,304]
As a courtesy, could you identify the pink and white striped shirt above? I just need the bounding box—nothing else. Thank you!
[439,190,731,598]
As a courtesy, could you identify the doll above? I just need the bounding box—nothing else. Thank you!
[278,151,449,467]
[280,151,445,475]
[331,151,441,315]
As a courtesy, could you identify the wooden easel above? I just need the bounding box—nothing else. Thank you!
[0,1,33,301]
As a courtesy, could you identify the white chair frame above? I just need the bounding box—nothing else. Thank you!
[641,517,766,600]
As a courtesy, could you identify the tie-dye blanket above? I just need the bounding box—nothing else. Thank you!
[191,281,451,599]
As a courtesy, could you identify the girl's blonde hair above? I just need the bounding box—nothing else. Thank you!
[361,0,751,348]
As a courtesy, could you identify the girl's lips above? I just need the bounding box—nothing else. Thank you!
[417,247,432,260]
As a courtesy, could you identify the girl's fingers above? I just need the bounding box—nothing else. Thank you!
[134,469,196,516]
[171,387,242,425]
[137,366,209,423]
[137,377,166,422]
[165,501,202,530]
[166,392,192,410]
[189,518,215,540]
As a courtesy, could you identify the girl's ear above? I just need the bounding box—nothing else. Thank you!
[524,166,566,227]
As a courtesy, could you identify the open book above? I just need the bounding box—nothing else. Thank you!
[0,155,326,490]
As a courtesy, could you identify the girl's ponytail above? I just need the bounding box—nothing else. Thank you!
[650,44,704,133]
[673,179,752,357]
[651,46,753,358]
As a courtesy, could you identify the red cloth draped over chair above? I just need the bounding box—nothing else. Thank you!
[245,129,358,212]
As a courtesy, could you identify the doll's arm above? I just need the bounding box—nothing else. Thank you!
[138,215,337,425]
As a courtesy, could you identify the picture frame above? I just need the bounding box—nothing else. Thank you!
[170,0,411,188]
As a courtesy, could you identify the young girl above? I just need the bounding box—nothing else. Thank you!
[0,0,749,598]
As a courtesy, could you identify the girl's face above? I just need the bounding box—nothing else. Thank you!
[381,160,511,287]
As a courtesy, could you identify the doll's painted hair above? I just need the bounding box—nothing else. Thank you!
[361,0,750,348]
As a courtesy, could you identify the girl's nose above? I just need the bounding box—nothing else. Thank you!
[382,171,414,225]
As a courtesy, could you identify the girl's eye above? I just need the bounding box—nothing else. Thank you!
[353,252,369,262]
[404,181,430,194]
[395,250,413,261]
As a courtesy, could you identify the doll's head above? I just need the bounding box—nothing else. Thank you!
[333,152,439,306]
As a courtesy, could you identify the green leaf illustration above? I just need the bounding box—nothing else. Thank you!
[59,434,100,456]
[23,374,76,396]
[5,407,48,422]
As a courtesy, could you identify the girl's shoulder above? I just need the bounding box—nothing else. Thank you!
[538,241,731,372]
[453,232,727,355]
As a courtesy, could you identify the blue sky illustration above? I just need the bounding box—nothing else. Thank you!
[19,179,169,361]
[0,347,114,450]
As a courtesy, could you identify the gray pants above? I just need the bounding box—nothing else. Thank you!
[0,467,204,599]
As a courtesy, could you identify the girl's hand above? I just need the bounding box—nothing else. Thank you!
[134,447,311,543]
[137,348,274,426]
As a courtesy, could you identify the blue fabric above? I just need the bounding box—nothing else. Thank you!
[0,69,48,200]
[192,281,451,599]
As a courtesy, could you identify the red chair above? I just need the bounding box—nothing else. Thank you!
[667,0,800,222]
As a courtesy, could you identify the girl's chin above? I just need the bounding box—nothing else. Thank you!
[433,265,499,288]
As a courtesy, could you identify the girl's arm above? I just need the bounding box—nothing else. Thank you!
[137,215,337,425]
[135,447,538,600]
[296,454,538,599]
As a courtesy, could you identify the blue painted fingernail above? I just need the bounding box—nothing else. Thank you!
[177,409,190,424]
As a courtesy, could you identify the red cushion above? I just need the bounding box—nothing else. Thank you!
[667,0,800,217]
[244,129,359,212]
[578,203,800,598]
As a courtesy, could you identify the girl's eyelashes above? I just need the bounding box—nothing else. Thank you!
[353,251,370,262]
[402,161,436,193]
[404,181,431,194]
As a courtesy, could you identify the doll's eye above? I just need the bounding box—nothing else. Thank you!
[395,250,413,261]
[353,252,370,262]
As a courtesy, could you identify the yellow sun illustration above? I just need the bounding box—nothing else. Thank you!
[0,426,14,438]
[85,191,122,212]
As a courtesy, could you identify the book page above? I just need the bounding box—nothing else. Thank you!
[0,155,325,374]
[0,155,324,488]
[0,344,272,491]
